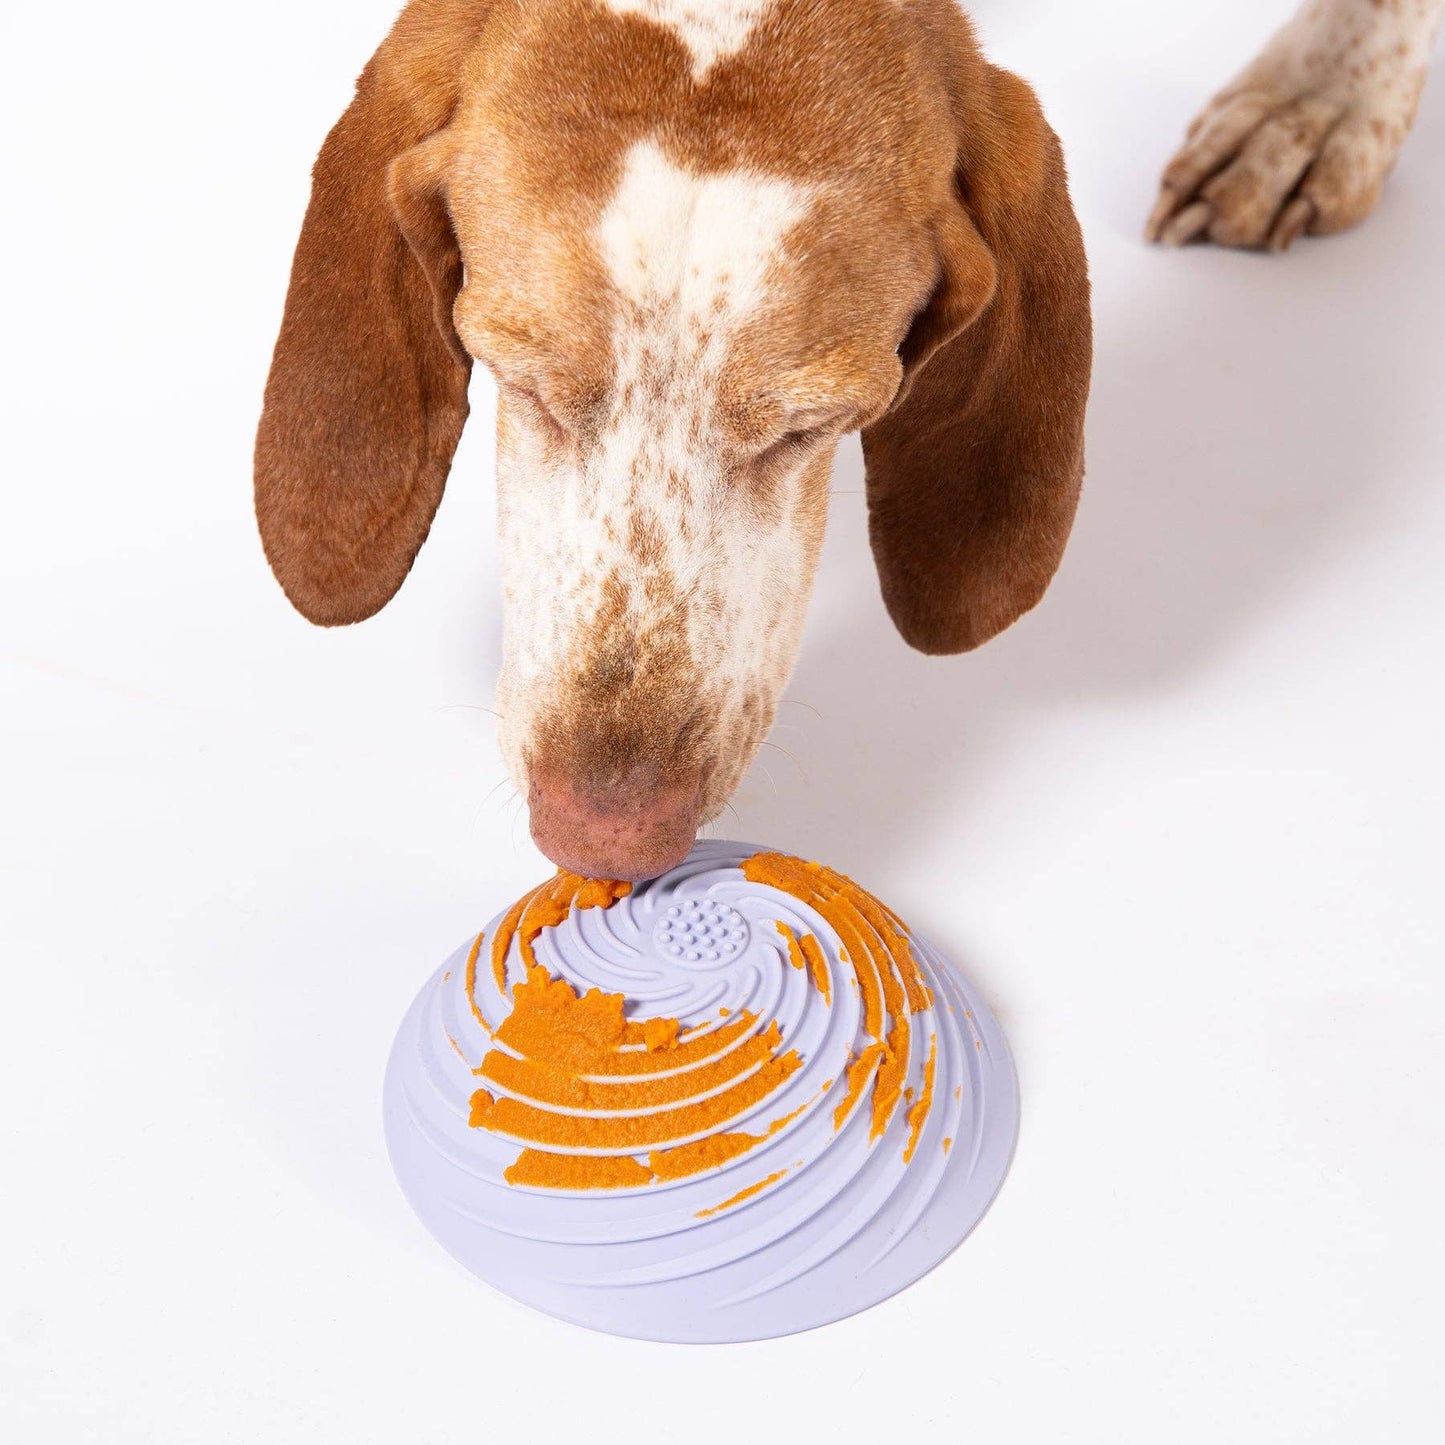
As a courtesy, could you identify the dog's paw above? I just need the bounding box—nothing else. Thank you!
[1147,0,1436,252]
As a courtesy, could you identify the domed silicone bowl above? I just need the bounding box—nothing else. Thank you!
[383,839,1018,1342]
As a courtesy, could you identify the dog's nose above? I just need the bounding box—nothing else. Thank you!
[527,765,701,883]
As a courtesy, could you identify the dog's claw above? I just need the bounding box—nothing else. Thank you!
[1145,187,1179,243]
[1158,199,1214,247]
[1268,195,1315,253]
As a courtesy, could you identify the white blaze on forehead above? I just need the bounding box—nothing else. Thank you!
[599,138,807,319]
[601,0,775,80]
[494,139,826,798]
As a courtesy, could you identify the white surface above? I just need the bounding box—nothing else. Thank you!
[2,0,1442,1439]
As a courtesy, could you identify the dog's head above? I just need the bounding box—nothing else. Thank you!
[255,0,1091,880]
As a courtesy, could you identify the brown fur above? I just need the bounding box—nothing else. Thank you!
[862,1,1093,653]
[255,1,489,626]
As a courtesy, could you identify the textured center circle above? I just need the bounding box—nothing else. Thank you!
[651,898,749,963]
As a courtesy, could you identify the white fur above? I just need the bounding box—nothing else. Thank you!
[601,0,775,80]
[494,141,825,801]
[1237,0,1443,118]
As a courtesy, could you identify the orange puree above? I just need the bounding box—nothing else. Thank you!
[775,921,832,1005]
[695,1167,793,1218]
[902,1033,937,1164]
[650,1102,806,1180]
[799,933,830,1005]
[461,855,941,1193]
[871,1019,910,1140]
[833,1042,886,1130]
[476,1015,789,1112]
[744,852,933,1146]
[463,928,489,1033]
[643,1016,679,1052]
[470,1053,802,1149]
[776,920,807,970]
[504,1150,653,1189]
[467,953,805,1187]
[487,872,632,994]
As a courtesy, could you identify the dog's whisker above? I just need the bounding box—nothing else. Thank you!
[759,738,806,784]
[779,697,822,717]
[439,702,506,722]
[478,775,514,809]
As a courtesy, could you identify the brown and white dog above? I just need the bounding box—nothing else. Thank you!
[254,0,1440,881]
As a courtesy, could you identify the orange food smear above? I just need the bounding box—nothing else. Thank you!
[471,1052,802,1150]
[776,921,831,1005]
[852,889,932,1013]
[643,1016,679,1052]
[476,1017,787,1113]
[649,1101,807,1180]
[756,856,887,1037]
[871,1018,910,1139]
[504,1149,653,1190]
[468,1087,496,1128]
[695,1167,792,1218]
[488,965,761,1078]
[515,880,572,972]
[467,951,805,1187]
[571,876,634,911]
[743,851,934,1144]
[593,1013,759,1075]
[776,920,808,969]
[833,1042,886,1131]
[798,932,831,1005]
[460,856,941,1192]
[489,890,537,995]
[902,1033,937,1164]
[463,928,490,1033]
[486,872,632,996]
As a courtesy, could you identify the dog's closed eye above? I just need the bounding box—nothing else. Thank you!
[752,412,849,469]
[506,384,571,447]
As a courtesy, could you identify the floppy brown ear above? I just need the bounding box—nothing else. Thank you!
[861,60,1092,655]
[254,2,488,626]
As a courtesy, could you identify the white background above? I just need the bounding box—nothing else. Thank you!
[4,0,1443,1439]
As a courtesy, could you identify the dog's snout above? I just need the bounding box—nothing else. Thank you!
[528,763,702,883]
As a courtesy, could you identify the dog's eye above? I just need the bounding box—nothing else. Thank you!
[508,385,570,446]
[763,425,825,458]
[752,407,852,469]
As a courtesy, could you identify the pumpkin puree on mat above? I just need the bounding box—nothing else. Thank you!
[459,852,943,1207]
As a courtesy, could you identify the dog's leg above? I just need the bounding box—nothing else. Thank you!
[1147,0,1443,250]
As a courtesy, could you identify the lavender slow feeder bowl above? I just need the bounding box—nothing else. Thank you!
[383,839,1018,1343]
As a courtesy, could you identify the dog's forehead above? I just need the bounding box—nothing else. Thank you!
[598,139,807,317]
[445,0,950,380]
[459,0,945,196]
[600,0,774,79]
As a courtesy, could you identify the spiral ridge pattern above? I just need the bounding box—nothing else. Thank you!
[384,839,1018,1342]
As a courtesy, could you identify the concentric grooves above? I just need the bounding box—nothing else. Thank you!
[383,839,1019,1343]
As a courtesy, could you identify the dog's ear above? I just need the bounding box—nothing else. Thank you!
[861,56,1092,655]
[254,3,488,626]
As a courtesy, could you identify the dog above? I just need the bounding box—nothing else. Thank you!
[255,0,1439,882]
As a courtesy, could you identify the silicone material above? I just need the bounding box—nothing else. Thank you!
[383,839,1018,1342]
